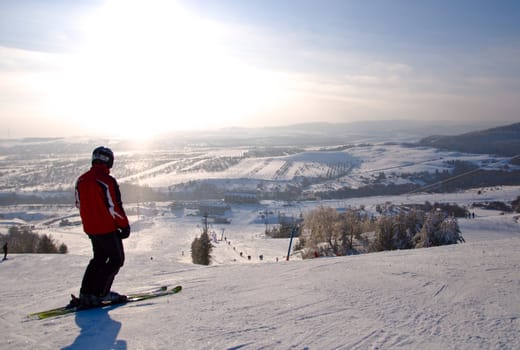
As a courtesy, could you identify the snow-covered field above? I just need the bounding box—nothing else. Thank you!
[1,187,519,349]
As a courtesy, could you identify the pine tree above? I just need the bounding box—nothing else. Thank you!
[512,196,520,213]
[58,243,68,254]
[191,231,212,265]
[36,234,58,253]
[191,215,213,265]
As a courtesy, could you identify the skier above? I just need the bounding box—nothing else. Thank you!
[74,146,131,307]
[2,242,7,260]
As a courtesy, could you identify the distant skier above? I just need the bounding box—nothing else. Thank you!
[74,146,131,307]
[2,242,7,260]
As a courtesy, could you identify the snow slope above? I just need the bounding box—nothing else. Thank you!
[1,189,520,349]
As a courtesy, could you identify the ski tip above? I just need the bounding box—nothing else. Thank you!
[26,313,42,321]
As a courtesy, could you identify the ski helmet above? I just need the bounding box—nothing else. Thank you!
[92,146,114,168]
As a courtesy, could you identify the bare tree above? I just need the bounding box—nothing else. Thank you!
[303,206,342,256]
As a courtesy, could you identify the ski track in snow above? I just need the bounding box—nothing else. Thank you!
[1,189,520,349]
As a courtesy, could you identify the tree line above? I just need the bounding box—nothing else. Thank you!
[295,204,465,259]
[1,226,68,254]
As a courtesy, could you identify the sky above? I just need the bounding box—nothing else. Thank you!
[1,0,519,139]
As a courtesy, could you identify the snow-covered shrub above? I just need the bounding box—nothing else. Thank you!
[372,210,422,251]
[414,210,465,248]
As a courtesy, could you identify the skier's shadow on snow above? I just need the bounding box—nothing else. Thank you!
[61,305,127,350]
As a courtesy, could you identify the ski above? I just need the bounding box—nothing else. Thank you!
[27,285,182,320]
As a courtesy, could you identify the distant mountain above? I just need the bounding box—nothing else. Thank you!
[419,122,520,157]
[160,119,503,147]
[0,119,505,150]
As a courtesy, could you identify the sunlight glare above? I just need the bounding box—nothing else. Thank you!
[47,0,288,139]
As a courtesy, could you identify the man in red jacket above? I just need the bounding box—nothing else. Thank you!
[74,146,131,307]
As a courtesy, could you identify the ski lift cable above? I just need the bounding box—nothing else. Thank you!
[405,153,520,196]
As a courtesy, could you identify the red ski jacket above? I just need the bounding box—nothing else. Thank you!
[75,163,129,235]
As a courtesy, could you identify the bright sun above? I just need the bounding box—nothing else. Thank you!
[47,0,287,139]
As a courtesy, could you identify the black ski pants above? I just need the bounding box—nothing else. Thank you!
[80,231,125,297]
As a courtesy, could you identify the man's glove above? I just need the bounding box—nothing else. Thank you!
[118,226,131,239]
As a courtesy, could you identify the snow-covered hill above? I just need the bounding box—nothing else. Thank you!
[1,138,517,201]
[1,188,519,349]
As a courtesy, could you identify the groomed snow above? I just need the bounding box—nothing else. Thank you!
[1,188,519,349]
